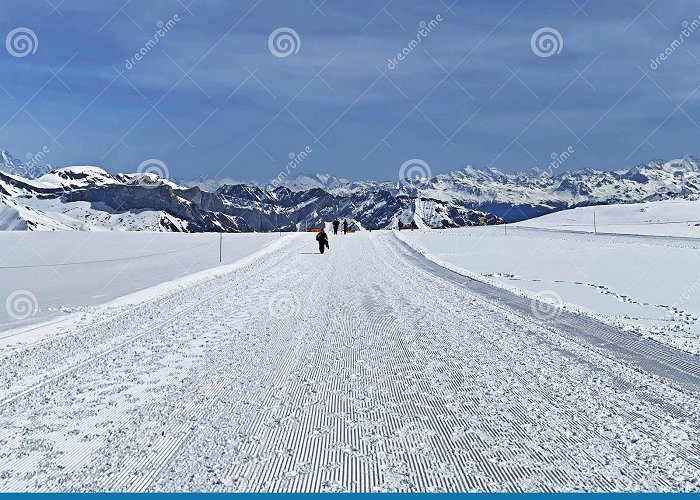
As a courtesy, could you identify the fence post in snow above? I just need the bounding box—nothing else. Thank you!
[593,211,597,234]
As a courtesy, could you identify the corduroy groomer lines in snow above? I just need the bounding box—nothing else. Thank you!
[0,231,698,492]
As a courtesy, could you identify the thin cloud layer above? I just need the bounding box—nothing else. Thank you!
[0,0,699,182]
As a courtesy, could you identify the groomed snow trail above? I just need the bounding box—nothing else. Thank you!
[0,232,699,492]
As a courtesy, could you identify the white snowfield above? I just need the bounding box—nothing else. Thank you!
[398,222,700,355]
[520,199,700,238]
[0,231,698,492]
[0,232,285,331]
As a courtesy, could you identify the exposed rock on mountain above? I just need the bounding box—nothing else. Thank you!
[1,152,699,232]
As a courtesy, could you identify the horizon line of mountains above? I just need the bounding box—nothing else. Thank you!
[1,149,698,232]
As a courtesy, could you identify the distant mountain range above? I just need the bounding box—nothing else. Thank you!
[1,148,698,231]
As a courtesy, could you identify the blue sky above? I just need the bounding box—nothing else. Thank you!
[1,0,700,182]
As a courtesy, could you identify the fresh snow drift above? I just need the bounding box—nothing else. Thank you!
[0,231,698,492]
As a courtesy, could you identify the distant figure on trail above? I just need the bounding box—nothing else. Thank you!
[332,218,340,235]
[343,219,349,235]
[398,221,404,231]
[316,228,329,254]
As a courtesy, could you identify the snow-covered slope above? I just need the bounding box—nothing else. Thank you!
[1,150,52,179]
[32,166,120,189]
[398,223,700,355]
[151,155,700,229]
[419,157,700,218]
[0,231,288,330]
[1,232,698,491]
[0,196,75,231]
[268,173,351,192]
[519,198,700,237]
[177,176,245,192]
[0,195,191,231]
[0,167,193,232]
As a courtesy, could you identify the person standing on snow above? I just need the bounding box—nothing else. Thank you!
[343,219,349,234]
[332,218,340,235]
[316,228,330,254]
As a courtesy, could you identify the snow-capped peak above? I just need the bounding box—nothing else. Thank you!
[32,166,118,190]
[3,146,700,232]
[266,173,352,192]
[1,149,53,179]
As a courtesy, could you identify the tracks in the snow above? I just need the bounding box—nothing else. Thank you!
[0,238,303,491]
[391,235,700,394]
[0,232,699,492]
[0,239,293,407]
[0,277,247,407]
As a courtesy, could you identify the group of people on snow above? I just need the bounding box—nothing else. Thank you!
[315,218,424,253]
[315,218,350,254]
[397,220,418,231]
[332,218,348,235]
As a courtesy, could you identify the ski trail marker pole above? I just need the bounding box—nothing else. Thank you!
[593,211,597,234]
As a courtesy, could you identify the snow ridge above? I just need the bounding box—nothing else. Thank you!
[1,151,700,232]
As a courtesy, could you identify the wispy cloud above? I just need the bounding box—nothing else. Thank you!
[1,0,699,182]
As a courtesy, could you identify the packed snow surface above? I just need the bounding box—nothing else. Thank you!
[398,224,700,355]
[0,231,698,492]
